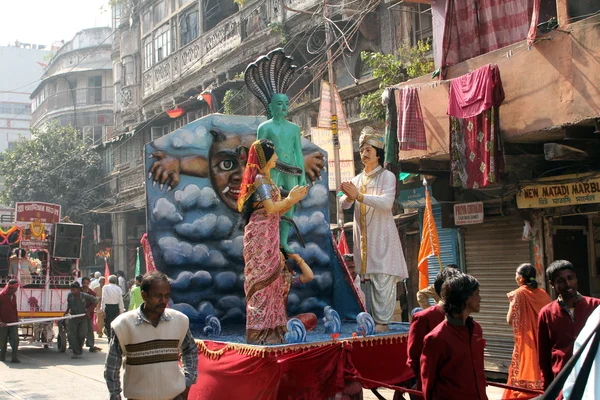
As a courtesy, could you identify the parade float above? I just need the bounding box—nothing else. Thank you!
[143,50,413,399]
[0,202,85,351]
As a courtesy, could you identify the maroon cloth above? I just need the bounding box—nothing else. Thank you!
[190,338,412,400]
[447,64,505,119]
[441,0,540,78]
[449,65,505,190]
[82,287,97,319]
[396,88,427,151]
[0,290,18,324]
[537,296,600,390]
[407,305,445,388]
[420,318,488,400]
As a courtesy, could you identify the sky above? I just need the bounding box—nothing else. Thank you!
[0,0,111,48]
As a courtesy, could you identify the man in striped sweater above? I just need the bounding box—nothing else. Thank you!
[104,271,198,400]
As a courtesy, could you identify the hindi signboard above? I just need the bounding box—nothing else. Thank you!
[453,202,484,225]
[15,202,61,223]
[311,80,355,190]
[516,174,600,209]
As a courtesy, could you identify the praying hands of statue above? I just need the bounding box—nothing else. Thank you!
[341,182,359,201]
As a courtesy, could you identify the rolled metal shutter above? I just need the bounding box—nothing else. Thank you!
[426,205,458,286]
[464,217,530,373]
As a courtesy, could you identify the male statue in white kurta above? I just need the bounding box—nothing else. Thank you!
[340,127,408,332]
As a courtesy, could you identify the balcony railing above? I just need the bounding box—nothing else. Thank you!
[142,0,320,98]
[32,86,114,125]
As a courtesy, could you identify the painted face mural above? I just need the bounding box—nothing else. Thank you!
[145,115,361,332]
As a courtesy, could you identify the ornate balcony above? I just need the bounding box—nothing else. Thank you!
[32,86,114,126]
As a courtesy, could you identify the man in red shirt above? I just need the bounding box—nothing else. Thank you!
[420,274,487,400]
[0,280,20,363]
[537,259,600,391]
[407,267,463,392]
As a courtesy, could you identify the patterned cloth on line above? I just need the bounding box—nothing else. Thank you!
[396,87,427,151]
[441,0,540,78]
[449,64,505,189]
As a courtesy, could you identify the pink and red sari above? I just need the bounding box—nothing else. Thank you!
[243,185,292,344]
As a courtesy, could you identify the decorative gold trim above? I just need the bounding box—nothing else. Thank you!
[196,333,408,360]
[253,140,267,169]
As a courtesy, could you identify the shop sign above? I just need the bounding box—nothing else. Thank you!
[398,186,437,208]
[454,202,484,225]
[517,174,600,209]
[15,202,61,223]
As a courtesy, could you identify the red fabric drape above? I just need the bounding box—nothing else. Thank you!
[190,338,412,400]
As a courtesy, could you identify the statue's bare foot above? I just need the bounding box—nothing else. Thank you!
[375,324,389,333]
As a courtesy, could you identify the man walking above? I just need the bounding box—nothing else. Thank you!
[538,259,600,390]
[95,276,106,337]
[128,275,144,311]
[65,281,98,359]
[81,277,101,352]
[102,275,124,340]
[104,271,198,400]
[420,274,487,400]
[91,271,102,289]
[0,280,20,363]
[340,127,408,332]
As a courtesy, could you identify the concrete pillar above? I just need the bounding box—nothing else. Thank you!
[111,212,128,277]
[556,0,570,26]
[198,0,205,35]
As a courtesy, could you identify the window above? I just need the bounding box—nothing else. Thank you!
[142,11,152,35]
[87,76,103,104]
[154,24,171,62]
[153,0,168,25]
[180,6,199,47]
[151,126,164,141]
[112,2,121,29]
[0,105,11,114]
[143,37,153,69]
[104,148,114,174]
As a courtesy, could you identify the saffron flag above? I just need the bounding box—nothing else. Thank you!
[417,187,441,290]
[104,257,110,280]
[141,233,157,272]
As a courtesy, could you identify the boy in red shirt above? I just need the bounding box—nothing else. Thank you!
[537,259,600,390]
[420,274,488,400]
[407,267,463,390]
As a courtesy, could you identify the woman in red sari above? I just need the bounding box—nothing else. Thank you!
[502,263,551,399]
[238,139,308,344]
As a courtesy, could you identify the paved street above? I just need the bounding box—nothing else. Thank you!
[0,332,506,400]
[0,335,111,400]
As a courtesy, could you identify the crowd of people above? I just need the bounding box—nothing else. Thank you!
[407,260,600,399]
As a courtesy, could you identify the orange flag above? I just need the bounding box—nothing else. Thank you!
[417,187,441,290]
[104,257,110,280]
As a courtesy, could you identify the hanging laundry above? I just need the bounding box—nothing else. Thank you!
[396,87,427,151]
[441,0,540,78]
[448,64,505,189]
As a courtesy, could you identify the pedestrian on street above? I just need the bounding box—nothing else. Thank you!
[116,271,129,309]
[537,260,600,391]
[102,275,124,340]
[502,263,550,399]
[0,279,20,363]
[94,277,106,338]
[416,264,459,309]
[65,281,98,359]
[81,277,102,352]
[90,271,102,289]
[405,267,462,399]
[104,271,198,400]
[420,274,488,400]
[128,275,144,311]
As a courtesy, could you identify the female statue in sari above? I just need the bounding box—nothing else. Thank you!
[238,139,309,344]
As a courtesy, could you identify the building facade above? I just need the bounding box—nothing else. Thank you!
[30,27,115,146]
[389,1,600,373]
[103,0,430,277]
